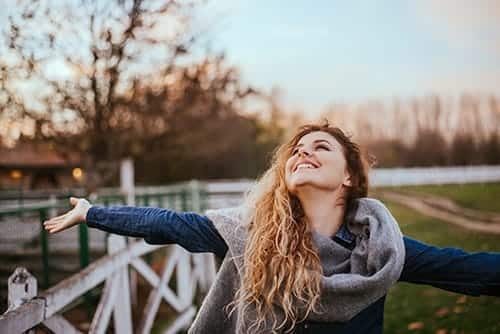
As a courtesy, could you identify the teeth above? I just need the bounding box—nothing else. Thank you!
[295,163,316,171]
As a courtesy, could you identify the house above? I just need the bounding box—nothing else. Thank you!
[0,141,83,190]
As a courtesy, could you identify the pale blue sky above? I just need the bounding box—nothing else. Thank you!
[197,0,500,114]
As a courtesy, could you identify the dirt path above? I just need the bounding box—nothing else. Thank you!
[376,191,500,235]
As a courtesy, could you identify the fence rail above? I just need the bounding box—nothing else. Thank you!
[370,165,500,186]
[0,238,215,333]
[1,167,500,333]
[0,182,205,289]
[0,180,213,333]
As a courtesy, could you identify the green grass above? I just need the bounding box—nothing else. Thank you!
[381,182,500,213]
[384,201,500,334]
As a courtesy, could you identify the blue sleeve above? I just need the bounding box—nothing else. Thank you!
[399,236,500,296]
[86,206,228,258]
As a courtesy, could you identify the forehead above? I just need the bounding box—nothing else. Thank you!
[296,131,338,145]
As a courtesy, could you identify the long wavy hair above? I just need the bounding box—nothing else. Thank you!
[233,120,370,333]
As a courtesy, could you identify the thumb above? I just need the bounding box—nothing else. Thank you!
[70,197,78,206]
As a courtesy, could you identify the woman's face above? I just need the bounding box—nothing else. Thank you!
[285,131,352,195]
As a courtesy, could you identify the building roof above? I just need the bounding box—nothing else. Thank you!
[0,142,81,168]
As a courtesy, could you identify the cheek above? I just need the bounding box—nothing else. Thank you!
[284,159,297,187]
[285,157,295,175]
[322,156,347,180]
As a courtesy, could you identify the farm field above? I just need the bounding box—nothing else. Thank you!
[383,183,500,334]
[386,182,500,213]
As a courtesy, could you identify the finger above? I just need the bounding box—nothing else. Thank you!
[70,197,78,206]
[50,223,70,234]
[44,212,70,226]
[44,220,63,228]
[43,211,71,225]
[47,226,60,233]
[45,224,57,232]
[45,212,69,224]
[44,219,62,229]
[47,227,61,234]
[46,223,64,233]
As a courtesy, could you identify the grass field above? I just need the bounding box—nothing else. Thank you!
[385,182,500,213]
[384,200,500,334]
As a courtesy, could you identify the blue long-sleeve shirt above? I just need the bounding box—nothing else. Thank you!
[86,205,500,334]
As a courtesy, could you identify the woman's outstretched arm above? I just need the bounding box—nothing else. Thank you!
[43,197,229,258]
[399,236,500,296]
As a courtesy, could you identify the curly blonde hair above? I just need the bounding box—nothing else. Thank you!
[231,120,370,333]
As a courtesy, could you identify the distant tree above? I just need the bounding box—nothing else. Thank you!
[480,132,500,165]
[365,139,409,168]
[449,133,478,166]
[1,0,255,187]
[408,129,448,166]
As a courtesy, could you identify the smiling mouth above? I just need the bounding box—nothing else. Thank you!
[293,163,319,173]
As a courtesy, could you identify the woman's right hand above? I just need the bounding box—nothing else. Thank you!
[43,197,92,234]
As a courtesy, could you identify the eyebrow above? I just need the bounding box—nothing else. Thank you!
[294,139,333,148]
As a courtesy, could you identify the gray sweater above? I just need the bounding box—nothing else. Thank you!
[188,198,405,333]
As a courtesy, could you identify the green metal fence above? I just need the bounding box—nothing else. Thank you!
[0,181,207,289]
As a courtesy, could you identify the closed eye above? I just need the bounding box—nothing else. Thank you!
[316,144,330,151]
[291,144,329,155]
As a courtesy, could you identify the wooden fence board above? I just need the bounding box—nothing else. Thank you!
[43,314,83,334]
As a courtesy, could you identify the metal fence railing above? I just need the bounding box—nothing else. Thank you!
[0,180,208,289]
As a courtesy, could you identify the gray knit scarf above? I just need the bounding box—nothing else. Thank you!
[188,198,405,333]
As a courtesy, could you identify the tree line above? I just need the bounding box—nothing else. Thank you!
[1,1,498,189]
[322,94,500,168]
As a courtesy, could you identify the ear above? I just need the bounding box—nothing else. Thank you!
[342,173,352,187]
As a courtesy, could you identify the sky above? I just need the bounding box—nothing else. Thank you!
[196,0,500,115]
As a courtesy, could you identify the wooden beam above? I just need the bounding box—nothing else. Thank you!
[41,241,163,317]
[109,235,133,334]
[0,298,45,334]
[163,306,196,334]
[137,247,181,334]
[130,257,182,311]
[89,275,119,334]
[43,314,83,334]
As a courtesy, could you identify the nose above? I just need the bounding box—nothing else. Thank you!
[298,147,311,157]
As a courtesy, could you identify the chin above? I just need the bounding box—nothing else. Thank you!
[287,179,314,192]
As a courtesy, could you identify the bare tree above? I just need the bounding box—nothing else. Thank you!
[1,0,256,187]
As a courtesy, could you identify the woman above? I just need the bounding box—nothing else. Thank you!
[44,121,500,334]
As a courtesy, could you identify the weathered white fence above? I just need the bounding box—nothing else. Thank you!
[202,165,500,207]
[370,165,500,186]
[0,235,215,334]
[1,165,500,333]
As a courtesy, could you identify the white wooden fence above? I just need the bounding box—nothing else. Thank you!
[370,165,500,186]
[1,165,500,333]
[0,236,216,334]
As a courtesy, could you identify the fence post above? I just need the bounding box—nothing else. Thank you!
[48,195,58,219]
[38,209,50,288]
[120,158,138,307]
[180,189,187,212]
[108,235,133,334]
[189,180,201,212]
[120,158,135,206]
[78,222,93,319]
[8,267,38,310]
[143,194,150,207]
[155,195,162,208]
[7,267,39,334]
[78,225,90,269]
[189,180,216,290]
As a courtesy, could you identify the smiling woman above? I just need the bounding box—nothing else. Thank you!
[286,132,356,206]
[44,120,500,334]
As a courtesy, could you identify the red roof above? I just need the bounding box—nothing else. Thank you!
[0,142,81,168]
